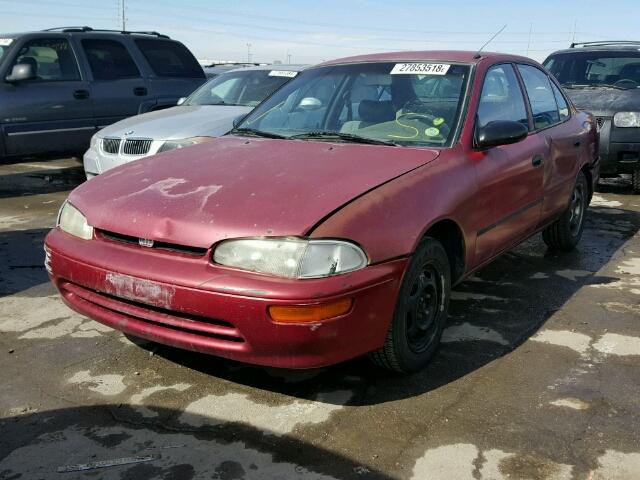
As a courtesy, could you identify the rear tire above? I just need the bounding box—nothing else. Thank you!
[542,171,588,251]
[633,167,640,194]
[369,237,451,373]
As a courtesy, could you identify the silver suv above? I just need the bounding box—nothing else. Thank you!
[83,64,306,178]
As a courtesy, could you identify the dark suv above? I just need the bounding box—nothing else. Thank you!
[0,27,205,159]
[544,41,640,192]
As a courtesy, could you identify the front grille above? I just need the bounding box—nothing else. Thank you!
[98,229,208,256]
[101,138,121,154]
[122,138,152,155]
[595,116,606,131]
[60,281,244,343]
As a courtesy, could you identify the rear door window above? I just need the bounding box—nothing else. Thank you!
[477,64,529,129]
[517,64,561,130]
[12,38,80,81]
[81,39,140,80]
[134,39,204,78]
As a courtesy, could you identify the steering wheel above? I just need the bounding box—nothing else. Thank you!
[613,78,639,89]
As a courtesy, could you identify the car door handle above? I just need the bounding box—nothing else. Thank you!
[133,87,148,96]
[73,89,90,100]
[532,155,544,167]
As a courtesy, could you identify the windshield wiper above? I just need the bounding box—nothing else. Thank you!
[232,127,286,139]
[288,131,398,146]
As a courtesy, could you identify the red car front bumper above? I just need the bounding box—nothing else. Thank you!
[45,229,407,368]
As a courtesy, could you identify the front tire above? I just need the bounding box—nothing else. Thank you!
[542,171,588,251]
[369,237,451,373]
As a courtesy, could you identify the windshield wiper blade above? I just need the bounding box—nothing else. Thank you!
[289,131,397,146]
[232,127,286,139]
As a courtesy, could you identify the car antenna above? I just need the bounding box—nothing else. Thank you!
[474,24,507,59]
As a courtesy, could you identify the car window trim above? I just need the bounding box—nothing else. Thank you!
[9,35,83,83]
[515,63,572,134]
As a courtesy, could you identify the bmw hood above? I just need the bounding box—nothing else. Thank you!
[97,105,253,140]
[70,136,440,249]
[565,87,640,116]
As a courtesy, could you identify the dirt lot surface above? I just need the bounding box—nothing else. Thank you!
[1,158,639,480]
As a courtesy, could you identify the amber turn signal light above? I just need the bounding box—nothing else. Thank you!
[268,298,353,323]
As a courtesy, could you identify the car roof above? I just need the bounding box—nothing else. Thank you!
[318,50,535,67]
[2,27,171,39]
[227,64,308,73]
[549,41,640,56]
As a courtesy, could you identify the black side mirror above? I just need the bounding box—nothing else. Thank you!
[5,63,36,83]
[476,120,528,149]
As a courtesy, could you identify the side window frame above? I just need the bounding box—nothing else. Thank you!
[9,36,81,83]
[473,62,533,145]
[514,63,569,133]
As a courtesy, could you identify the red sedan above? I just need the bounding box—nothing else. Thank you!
[45,51,598,373]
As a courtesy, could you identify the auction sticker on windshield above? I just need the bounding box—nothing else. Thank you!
[0,39,13,46]
[269,70,298,78]
[391,63,450,75]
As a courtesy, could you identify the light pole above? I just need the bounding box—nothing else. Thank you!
[286,50,291,64]
[246,43,252,63]
[120,0,126,31]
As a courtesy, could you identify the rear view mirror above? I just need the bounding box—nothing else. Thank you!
[177,97,186,105]
[5,63,36,83]
[297,97,322,111]
[476,120,528,149]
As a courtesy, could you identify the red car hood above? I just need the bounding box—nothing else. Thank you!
[70,136,439,248]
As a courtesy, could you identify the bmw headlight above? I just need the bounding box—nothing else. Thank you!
[213,238,368,278]
[613,112,640,128]
[89,134,99,149]
[57,201,93,240]
[158,136,213,153]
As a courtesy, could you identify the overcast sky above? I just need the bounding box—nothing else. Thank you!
[1,0,639,64]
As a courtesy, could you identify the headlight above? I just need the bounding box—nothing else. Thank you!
[90,135,99,149]
[57,201,93,240]
[158,136,213,153]
[213,238,368,278]
[613,112,640,128]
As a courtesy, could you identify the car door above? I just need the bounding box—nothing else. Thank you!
[0,36,95,156]
[473,64,546,262]
[76,37,148,128]
[517,64,581,221]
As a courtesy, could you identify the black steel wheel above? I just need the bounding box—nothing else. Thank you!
[542,171,588,251]
[369,237,451,373]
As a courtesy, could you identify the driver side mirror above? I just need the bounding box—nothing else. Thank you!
[5,63,36,83]
[475,120,528,149]
[177,97,186,105]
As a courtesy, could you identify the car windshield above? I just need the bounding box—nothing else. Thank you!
[236,61,471,147]
[545,51,640,89]
[185,69,298,107]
